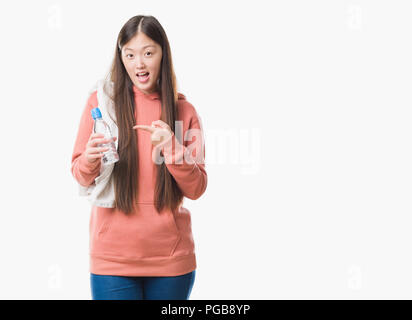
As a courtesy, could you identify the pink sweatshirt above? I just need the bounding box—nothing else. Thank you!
[71,84,207,276]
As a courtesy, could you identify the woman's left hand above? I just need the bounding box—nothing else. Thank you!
[133,120,173,147]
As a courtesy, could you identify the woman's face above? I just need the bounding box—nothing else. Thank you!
[121,32,162,94]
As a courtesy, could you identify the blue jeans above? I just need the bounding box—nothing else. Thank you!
[90,270,196,300]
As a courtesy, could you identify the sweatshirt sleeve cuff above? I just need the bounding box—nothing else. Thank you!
[78,152,101,174]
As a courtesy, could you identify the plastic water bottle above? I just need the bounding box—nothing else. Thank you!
[91,107,119,164]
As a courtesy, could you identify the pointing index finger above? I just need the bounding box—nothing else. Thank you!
[133,124,156,133]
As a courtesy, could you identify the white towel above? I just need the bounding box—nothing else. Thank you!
[78,79,118,208]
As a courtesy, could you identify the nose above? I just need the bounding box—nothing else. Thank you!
[134,57,145,70]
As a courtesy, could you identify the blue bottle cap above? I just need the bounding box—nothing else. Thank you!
[91,107,102,120]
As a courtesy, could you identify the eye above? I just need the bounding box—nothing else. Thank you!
[126,54,134,58]
[145,51,152,57]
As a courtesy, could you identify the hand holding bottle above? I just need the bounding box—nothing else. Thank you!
[85,133,117,164]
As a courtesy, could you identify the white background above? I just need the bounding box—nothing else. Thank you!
[0,0,411,299]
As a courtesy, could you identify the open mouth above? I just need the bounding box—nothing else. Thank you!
[136,72,150,83]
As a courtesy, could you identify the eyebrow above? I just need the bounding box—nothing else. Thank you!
[124,45,155,51]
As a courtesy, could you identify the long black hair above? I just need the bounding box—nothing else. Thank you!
[107,15,183,215]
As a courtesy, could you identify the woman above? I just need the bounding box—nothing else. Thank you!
[71,15,207,300]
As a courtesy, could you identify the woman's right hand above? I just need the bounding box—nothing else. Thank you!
[85,133,117,164]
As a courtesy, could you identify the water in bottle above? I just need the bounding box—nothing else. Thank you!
[91,107,119,164]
